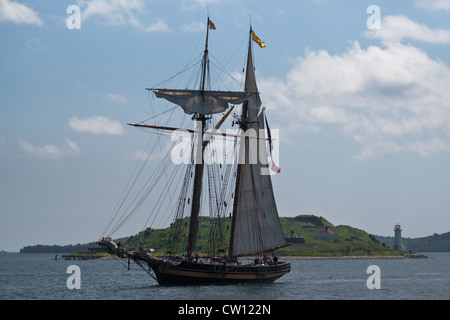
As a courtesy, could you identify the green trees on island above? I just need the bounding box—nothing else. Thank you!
[19,215,450,255]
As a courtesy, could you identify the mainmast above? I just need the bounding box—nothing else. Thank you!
[200,17,211,92]
[186,16,212,261]
[145,18,249,116]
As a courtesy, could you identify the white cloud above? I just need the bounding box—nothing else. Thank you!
[104,93,127,104]
[181,0,223,10]
[259,39,450,160]
[69,116,124,135]
[25,38,47,52]
[20,139,80,159]
[182,20,205,32]
[79,0,143,24]
[0,0,42,26]
[365,15,450,45]
[66,139,81,154]
[142,18,169,33]
[415,0,450,11]
[78,0,169,32]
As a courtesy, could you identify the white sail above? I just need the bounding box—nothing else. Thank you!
[230,31,286,257]
[231,124,286,256]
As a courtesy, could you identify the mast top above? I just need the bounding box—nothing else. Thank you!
[201,16,215,92]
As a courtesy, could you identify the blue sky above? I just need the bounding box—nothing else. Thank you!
[1,0,450,252]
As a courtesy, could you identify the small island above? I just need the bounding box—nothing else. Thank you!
[119,215,426,258]
[20,215,444,259]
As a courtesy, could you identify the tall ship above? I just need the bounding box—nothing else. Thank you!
[98,17,291,285]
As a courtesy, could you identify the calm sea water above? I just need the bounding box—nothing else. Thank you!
[0,252,449,300]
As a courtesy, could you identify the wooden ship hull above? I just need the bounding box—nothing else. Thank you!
[98,238,290,286]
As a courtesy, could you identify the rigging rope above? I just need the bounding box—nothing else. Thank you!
[100,33,249,251]
[101,108,191,238]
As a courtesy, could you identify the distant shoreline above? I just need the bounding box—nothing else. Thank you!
[281,253,428,260]
[56,252,427,261]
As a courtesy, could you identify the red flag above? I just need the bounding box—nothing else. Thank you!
[208,19,216,30]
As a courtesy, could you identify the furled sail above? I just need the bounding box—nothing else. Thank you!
[151,89,251,115]
[229,29,287,257]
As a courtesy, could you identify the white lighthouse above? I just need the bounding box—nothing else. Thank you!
[393,223,402,250]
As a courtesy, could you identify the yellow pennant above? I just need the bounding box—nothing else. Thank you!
[251,30,266,48]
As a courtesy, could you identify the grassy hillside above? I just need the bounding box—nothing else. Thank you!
[125,216,231,255]
[278,216,402,256]
[124,215,403,257]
